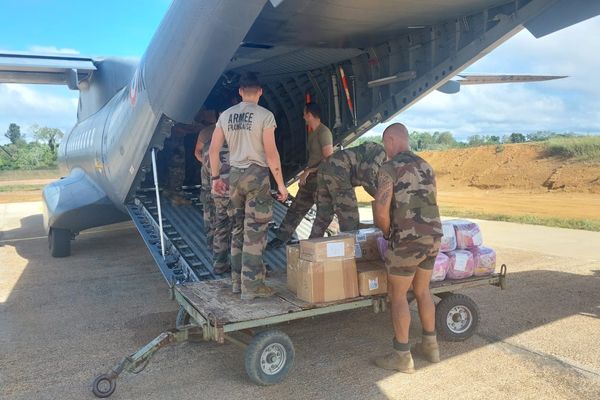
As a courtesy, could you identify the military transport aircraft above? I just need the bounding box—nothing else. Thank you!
[1,0,598,284]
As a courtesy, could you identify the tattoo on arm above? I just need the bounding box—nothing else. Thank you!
[376,173,393,205]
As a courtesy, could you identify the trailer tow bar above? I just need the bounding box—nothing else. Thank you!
[91,325,202,398]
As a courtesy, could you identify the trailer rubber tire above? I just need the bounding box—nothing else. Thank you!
[435,293,480,342]
[91,373,116,398]
[244,330,294,385]
[175,306,191,328]
[49,228,71,257]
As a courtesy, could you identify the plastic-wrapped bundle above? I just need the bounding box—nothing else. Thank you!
[470,246,497,276]
[440,221,457,252]
[431,252,450,282]
[377,236,388,261]
[449,220,483,249]
[445,250,474,279]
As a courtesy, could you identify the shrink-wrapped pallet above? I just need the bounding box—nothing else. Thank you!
[431,252,450,282]
[449,220,483,249]
[440,221,457,252]
[445,250,475,280]
[470,246,497,276]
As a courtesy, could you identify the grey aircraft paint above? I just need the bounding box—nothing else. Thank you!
[1,0,599,256]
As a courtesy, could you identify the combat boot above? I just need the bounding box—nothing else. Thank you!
[373,351,415,373]
[231,273,241,294]
[414,334,440,363]
[240,284,275,300]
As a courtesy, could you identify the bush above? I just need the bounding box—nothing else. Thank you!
[545,136,600,161]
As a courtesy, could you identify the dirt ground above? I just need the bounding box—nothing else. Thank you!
[1,202,599,399]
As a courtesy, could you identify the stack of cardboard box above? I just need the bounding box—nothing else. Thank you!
[287,235,358,303]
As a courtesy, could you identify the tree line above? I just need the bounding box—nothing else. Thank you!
[350,130,585,151]
[1,123,64,170]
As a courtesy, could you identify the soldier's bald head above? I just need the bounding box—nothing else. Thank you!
[382,123,410,157]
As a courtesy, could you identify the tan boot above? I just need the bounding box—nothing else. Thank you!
[373,351,415,373]
[414,335,440,363]
[240,284,275,300]
[231,274,241,294]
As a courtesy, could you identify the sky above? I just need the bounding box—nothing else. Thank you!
[0,1,599,144]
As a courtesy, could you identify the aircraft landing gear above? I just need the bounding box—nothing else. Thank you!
[49,228,71,257]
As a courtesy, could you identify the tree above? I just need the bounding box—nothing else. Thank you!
[467,135,485,147]
[32,125,64,153]
[509,132,526,143]
[4,123,24,145]
[488,135,500,144]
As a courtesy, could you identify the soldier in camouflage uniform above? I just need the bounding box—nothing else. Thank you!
[208,73,288,299]
[196,124,216,249]
[267,102,333,248]
[309,141,387,238]
[196,122,232,274]
[372,123,443,374]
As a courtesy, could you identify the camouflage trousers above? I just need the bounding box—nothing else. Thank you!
[229,164,273,293]
[309,167,360,238]
[275,172,317,242]
[212,196,232,274]
[201,189,215,250]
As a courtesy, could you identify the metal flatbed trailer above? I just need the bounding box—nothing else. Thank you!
[91,265,507,397]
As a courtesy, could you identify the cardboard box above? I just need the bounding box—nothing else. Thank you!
[345,228,383,261]
[299,235,355,262]
[356,260,388,296]
[297,258,359,303]
[286,244,300,293]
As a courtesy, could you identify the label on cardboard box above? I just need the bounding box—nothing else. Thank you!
[326,241,345,258]
[368,278,379,290]
[354,243,363,258]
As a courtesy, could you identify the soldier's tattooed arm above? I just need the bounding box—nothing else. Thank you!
[373,169,393,238]
[263,126,289,201]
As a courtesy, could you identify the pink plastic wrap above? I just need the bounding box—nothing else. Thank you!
[470,246,497,276]
[449,220,483,249]
[431,252,450,282]
[445,250,475,279]
[377,236,388,261]
[440,222,457,252]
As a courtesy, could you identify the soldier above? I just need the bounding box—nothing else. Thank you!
[372,123,443,373]
[195,116,232,274]
[267,102,333,249]
[209,73,288,299]
[309,141,386,238]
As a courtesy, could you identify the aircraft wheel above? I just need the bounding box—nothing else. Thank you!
[49,228,71,257]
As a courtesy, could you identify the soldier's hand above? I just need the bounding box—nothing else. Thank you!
[276,184,288,202]
[298,170,309,186]
[212,179,226,196]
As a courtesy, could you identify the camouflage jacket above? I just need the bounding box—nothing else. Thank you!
[379,151,443,241]
[330,142,386,196]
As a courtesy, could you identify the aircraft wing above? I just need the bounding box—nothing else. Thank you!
[436,74,567,94]
[0,52,96,90]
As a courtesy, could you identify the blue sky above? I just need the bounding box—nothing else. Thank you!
[1,1,599,143]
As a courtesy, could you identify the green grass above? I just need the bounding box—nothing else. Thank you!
[0,184,45,192]
[0,168,60,181]
[545,136,600,161]
[440,207,600,232]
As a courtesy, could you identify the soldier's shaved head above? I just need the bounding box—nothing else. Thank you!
[382,123,410,158]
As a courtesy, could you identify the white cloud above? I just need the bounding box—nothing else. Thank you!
[381,15,600,139]
[28,46,81,55]
[0,84,77,142]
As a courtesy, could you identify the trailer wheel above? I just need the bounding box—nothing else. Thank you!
[175,306,190,328]
[435,294,479,342]
[49,228,71,257]
[92,373,116,398]
[244,330,294,385]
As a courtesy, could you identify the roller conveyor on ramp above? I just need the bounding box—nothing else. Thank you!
[126,188,316,285]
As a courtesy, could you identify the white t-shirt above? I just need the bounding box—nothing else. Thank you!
[216,102,277,168]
